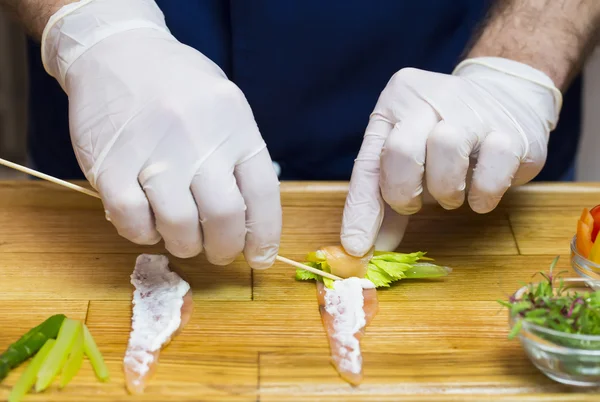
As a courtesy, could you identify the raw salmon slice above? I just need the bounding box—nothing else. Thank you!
[123,254,193,394]
[316,277,378,385]
[320,245,374,278]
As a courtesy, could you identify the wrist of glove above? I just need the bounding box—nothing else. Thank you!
[41,0,282,268]
[42,0,173,90]
[342,56,563,257]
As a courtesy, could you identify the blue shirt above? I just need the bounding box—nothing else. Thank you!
[25,0,581,181]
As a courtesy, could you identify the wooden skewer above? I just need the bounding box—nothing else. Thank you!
[275,255,342,281]
[0,157,101,199]
[0,157,343,282]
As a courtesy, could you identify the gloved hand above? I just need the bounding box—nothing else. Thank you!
[341,57,562,257]
[41,0,281,268]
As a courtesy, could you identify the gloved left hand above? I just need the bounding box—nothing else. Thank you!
[341,57,562,257]
[40,0,282,267]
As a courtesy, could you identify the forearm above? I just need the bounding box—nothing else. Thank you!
[466,0,600,91]
[0,0,77,39]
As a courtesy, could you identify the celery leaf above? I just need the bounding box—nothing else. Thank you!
[295,249,450,289]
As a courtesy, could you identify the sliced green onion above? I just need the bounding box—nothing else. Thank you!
[0,314,66,381]
[59,323,84,388]
[83,323,109,382]
[8,339,55,402]
[35,318,81,391]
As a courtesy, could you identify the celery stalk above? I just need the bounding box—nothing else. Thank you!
[35,318,81,391]
[8,339,55,402]
[403,263,453,278]
[82,324,109,381]
[58,323,84,388]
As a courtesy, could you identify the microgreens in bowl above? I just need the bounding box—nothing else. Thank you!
[499,256,600,386]
[499,256,600,344]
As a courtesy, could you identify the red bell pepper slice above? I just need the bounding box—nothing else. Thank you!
[589,204,600,242]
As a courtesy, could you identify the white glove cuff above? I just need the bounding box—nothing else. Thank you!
[453,57,563,129]
[41,0,172,92]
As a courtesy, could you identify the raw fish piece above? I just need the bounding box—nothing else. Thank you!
[316,278,378,385]
[320,245,374,278]
[123,254,193,394]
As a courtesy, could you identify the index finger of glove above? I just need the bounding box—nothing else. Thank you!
[235,147,282,270]
[341,116,392,257]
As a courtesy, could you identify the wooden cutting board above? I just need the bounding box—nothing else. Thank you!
[0,180,599,401]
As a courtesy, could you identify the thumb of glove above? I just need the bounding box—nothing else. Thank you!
[373,204,410,252]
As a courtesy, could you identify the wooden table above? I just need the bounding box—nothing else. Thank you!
[0,180,599,401]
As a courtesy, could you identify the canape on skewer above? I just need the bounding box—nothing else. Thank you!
[297,245,451,385]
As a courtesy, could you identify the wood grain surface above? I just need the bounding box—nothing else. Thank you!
[1,181,600,401]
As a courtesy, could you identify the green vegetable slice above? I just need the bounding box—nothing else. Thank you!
[35,318,81,391]
[305,250,326,263]
[83,323,109,382]
[295,266,320,281]
[0,314,66,381]
[296,261,335,288]
[59,323,84,388]
[295,250,451,288]
[8,339,56,402]
[403,263,453,279]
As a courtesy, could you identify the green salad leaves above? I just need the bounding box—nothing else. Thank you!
[295,249,452,288]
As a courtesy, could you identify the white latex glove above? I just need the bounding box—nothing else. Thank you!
[41,0,282,268]
[341,57,562,256]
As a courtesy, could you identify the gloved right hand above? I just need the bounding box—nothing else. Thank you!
[41,0,282,268]
[341,58,561,257]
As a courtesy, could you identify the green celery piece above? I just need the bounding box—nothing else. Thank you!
[295,268,320,281]
[83,324,109,382]
[295,260,337,288]
[370,259,411,279]
[0,314,66,381]
[8,339,56,402]
[365,263,395,288]
[371,251,429,263]
[296,249,451,289]
[295,268,334,288]
[403,263,453,278]
[35,318,81,391]
[323,277,335,289]
[295,262,325,283]
[366,258,449,287]
[305,250,326,263]
[59,323,84,388]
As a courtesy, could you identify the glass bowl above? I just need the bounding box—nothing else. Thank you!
[508,277,600,387]
[570,235,600,286]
